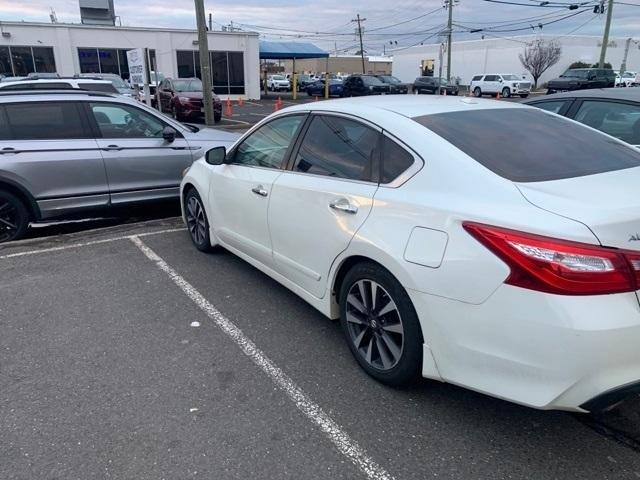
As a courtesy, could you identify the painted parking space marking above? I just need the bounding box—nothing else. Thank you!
[0,228,185,260]
[129,235,395,480]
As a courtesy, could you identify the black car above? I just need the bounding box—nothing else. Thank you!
[524,88,640,147]
[342,75,391,96]
[546,68,615,94]
[413,76,459,95]
[375,75,409,94]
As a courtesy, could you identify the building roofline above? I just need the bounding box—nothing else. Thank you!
[0,20,259,36]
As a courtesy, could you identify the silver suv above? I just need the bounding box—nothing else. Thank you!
[0,90,239,242]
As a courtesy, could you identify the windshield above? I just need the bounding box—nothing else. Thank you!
[561,69,589,79]
[273,75,285,80]
[173,79,203,92]
[413,109,640,182]
[362,76,385,86]
[109,77,127,89]
[438,78,449,85]
[501,74,520,80]
[379,76,401,84]
[151,72,165,83]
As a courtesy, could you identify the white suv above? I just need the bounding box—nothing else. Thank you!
[469,73,531,98]
[267,75,291,92]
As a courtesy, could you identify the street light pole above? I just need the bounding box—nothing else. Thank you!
[195,0,214,126]
[446,0,454,81]
[352,14,366,74]
[598,0,614,68]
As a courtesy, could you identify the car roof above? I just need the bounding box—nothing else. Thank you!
[524,87,640,103]
[0,79,112,87]
[0,90,124,102]
[282,95,526,118]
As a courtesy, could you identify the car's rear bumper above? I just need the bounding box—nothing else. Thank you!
[408,284,640,412]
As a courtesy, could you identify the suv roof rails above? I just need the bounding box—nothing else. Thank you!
[0,89,116,97]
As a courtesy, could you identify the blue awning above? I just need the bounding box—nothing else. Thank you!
[259,41,329,60]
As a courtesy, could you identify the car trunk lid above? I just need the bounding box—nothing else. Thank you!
[516,167,640,251]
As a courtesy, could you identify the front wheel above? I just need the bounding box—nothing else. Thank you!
[184,189,213,252]
[473,87,482,97]
[501,87,511,98]
[0,190,29,243]
[339,262,423,386]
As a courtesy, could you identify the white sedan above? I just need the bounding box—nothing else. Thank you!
[180,96,640,412]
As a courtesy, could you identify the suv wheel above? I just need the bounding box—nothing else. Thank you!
[339,262,423,386]
[473,87,482,97]
[0,190,29,243]
[184,189,213,252]
[501,87,510,98]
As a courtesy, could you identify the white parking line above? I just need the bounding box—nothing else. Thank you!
[129,235,395,480]
[0,228,185,260]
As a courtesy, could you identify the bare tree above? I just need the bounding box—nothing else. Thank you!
[518,39,562,89]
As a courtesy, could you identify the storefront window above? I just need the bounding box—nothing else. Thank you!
[32,47,56,73]
[177,50,195,78]
[11,46,35,76]
[78,48,100,73]
[228,52,245,95]
[98,48,119,74]
[175,50,245,95]
[211,51,229,95]
[0,47,11,76]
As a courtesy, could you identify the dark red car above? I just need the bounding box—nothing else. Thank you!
[158,77,222,123]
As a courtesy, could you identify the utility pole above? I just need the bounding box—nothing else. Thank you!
[352,14,366,74]
[195,0,215,126]
[598,0,614,68]
[620,37,632,74]
[446,0,454,81]
[208,12,212,31]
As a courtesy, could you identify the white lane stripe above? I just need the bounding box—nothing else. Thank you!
[0,228,185,260]
[130,235,395,480]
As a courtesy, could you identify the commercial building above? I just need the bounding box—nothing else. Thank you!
[281,55,392,75]
[0,21,260,98]
[392,34,640,86]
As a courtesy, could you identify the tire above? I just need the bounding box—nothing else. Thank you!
[214,112,222,123]
[501,87,510,98]
[339,262,423,386]
[0,190,29,243]
[184,189,213,252]
[519,94,529,98]
[473,87,482,97]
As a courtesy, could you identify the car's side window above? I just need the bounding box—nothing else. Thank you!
[3,101,91,140]
[574,100,640,145]
[381,136,415,184]
[293,115,379,182]
[89,102,167,139]
[232,114,306,169]
[531,100,568,114]
[472,75,483,81]
[484,75,496,82]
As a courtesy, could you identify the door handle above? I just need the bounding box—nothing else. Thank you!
[329,199,358,214]
[103,145,123,151]
[251,185,268,197]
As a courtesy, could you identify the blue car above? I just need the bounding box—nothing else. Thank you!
[306,79,344,97]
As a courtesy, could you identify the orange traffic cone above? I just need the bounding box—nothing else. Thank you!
[443,88,447,96]
[225,97,233,116]
[314,96,319,102]
[496,91,501,100]
[237,97,244,107]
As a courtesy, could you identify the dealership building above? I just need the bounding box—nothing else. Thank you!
[0,21,261,98]
[392,34,640,86]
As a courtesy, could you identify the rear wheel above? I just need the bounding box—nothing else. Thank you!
[184,189,213,252]
[339,262,423,386]
[473,87,482,97]
[0,190,29,243]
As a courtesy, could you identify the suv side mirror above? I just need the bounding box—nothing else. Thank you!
[162,126,177,143]
[206,146,226,165]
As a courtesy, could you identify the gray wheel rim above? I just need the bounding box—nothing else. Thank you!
[186,196,207,245]
[0,198,19,242]
[345,279,404,371]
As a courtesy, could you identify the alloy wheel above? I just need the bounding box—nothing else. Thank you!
[345,279,404,371]
[0,198,19,243]
[186,196,207,246]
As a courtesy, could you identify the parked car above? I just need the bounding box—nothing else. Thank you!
[524,88,640,147]
[78,73,134,97]
[0,78,118,93]
[181,95,640,412]
[26,72,60,79]
[0,90,239,242]
[342,74,391,96]
[158,77,223,123]
[305,79,344,97]
[375,75,409,94]
[267,75,291,92]
[136,71,165,107]
[546,68,615,94]
[413,77,459,95]
[615,71,637,87]
[294,74,315,91]
[470,73,531,98]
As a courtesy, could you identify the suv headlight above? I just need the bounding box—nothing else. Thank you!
[369,85,374,91]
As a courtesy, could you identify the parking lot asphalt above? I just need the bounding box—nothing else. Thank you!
[2,218,640,480]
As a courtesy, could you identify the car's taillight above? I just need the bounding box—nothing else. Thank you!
[463,222,640,295]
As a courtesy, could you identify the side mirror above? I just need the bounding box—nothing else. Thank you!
[206,146,226,165]
[162,126,176,143]
[499,78,503,83]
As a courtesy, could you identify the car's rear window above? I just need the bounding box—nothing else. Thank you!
[413,108,640,182]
